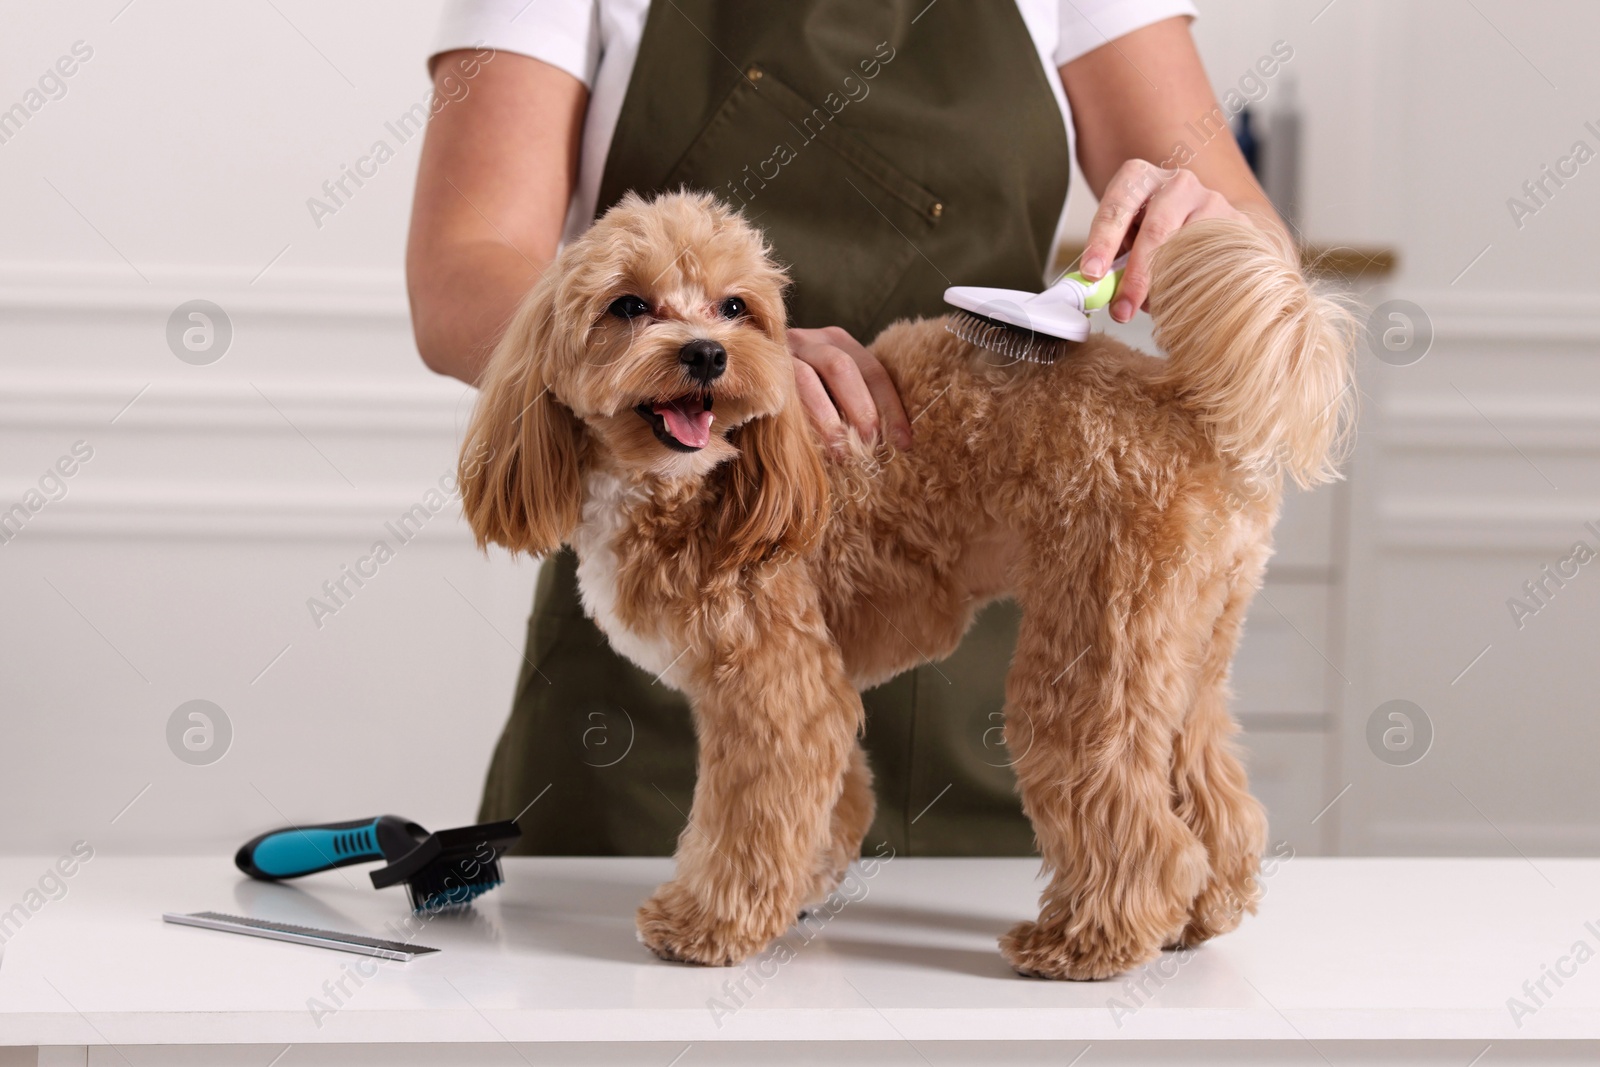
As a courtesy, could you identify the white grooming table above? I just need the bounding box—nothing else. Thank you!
[1,855,1596,1065]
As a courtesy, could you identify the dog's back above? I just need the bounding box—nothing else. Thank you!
[868,217,1353,498]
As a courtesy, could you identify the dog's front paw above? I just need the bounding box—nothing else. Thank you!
[636,881,776,967]
[999,918,1162,981]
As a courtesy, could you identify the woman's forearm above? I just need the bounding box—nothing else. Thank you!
[408,239,547,385]
[406,50,586,386]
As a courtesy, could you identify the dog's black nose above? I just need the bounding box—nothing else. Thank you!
[679,339,727,384]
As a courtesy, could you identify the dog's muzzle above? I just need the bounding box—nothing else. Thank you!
[636,393,715,452]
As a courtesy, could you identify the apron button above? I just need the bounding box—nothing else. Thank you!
[746,65,763,82]
[930,202,944,219]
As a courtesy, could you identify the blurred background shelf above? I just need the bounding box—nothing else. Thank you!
[1052,241,1397,282]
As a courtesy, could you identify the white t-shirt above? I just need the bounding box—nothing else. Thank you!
[433,0,1197,243]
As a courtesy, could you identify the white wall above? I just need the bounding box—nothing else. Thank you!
[1339,0,1600,856]
[0,0,537,854]
[1182,0,1600,855]
[3,0,1598,859]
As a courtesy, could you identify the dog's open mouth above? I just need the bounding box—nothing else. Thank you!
[635,393,714,452]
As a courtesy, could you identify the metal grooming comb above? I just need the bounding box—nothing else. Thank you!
[163,910,439,960]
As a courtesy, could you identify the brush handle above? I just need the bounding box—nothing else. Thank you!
[235,815,425,881]
[1060,254,1129,312]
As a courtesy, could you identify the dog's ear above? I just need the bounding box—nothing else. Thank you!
[717,401,829,570]
[459,291,583,557]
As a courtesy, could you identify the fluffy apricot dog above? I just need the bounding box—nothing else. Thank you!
[460,191,1353,980]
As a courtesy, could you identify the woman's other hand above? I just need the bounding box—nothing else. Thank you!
[788,326,914,453]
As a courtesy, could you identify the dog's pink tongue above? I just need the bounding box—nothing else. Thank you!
[655,398,714,448]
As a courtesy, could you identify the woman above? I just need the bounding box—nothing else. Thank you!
[408,0,1286,857]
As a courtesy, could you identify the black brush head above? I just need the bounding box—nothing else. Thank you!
[402,860,505,913]
[369,819,521,913]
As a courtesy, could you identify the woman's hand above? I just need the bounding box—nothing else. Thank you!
[1061,16,1289,323]
[1079,160,1249,323]
[788,326,914,452]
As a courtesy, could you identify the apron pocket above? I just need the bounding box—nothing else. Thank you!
[663,65,943,338]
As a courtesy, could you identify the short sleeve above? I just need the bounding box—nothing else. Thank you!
[431,0,601,88]
[1055,0,1198,67]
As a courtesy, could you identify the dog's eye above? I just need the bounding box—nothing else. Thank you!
[718,296,747,320]
[608,295,650,319]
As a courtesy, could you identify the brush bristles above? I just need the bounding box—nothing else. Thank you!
[406,862,505,913]
[944,311,1071,365]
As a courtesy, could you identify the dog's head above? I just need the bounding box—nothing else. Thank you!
[459,191,827,564]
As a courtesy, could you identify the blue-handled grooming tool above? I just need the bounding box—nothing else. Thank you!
[235,816,521,913]
[235,815,421,880]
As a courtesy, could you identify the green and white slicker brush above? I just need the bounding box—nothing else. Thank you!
[943,254,1128,364]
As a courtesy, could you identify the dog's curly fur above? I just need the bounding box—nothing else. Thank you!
[460,191,1354,980]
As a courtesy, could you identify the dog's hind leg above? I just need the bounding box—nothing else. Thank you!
[1168,577,1268,948]
[997,544,1212,981]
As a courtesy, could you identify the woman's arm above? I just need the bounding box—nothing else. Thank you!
[1062,15,1288,322]
[407,50,587,384]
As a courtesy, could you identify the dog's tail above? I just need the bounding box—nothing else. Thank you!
[1149,219,1356,489]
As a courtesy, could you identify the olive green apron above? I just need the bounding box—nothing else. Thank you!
[479,0,1071,856]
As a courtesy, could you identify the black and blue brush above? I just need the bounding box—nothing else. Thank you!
[235,815,521,913]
